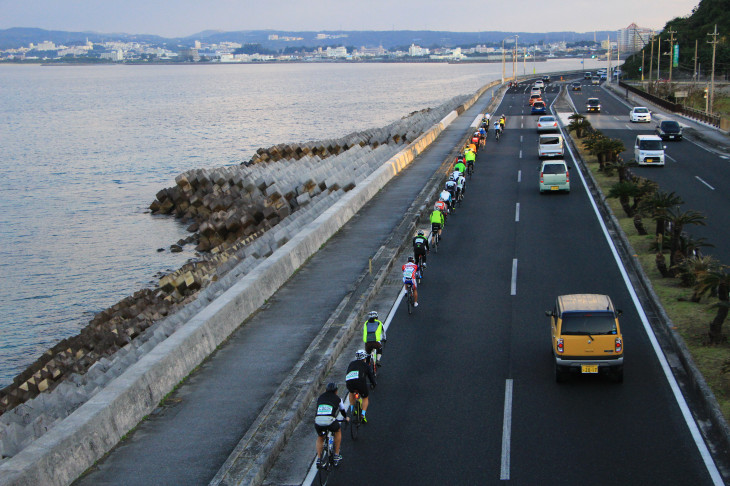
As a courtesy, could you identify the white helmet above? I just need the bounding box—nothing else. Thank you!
[356,349,368,360]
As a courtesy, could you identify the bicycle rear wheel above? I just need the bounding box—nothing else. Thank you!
[350,402,361,441]
[318,441,331,485]
[407,286,413,314]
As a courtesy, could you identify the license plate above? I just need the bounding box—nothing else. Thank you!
[550,186,559,191]
[581,364,598,374]
[646,158,656,163]
[669,135,675,139]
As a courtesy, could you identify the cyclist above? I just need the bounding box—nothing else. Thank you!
[471,131,480,149]
[467,141,478,154]
[478,126,487,147]
[454,158,466,176]
[464,147,476,168]
[413,229,429,270]
[402,256,419,307]
[455,171,466,200]
[493,119,502,140]
[363,310,386,367]
[445,176,457,201]
[430,203,445,242]
[499,114,506,131]
[314,382,348,468]
[439,188,453,213]
[346,349,377,423]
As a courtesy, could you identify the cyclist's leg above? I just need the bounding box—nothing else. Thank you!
[412,280,418,305]
[315,426,326,458]
[333,426,342,455]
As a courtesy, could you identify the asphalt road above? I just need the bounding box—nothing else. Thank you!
[280,81,722,485]
[566,77,730,265]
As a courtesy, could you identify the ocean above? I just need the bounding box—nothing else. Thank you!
[0,58,589,386]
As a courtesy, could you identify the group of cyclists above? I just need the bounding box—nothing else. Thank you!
[314,311,384,467]
[313,110,501,469]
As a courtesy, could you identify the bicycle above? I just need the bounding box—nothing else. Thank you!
[415,253,426,283]
[466,162,474,179]
[405,281,415,314]
[350,391,364,441]
[495,129,501,142]
[318,419,345,485]
[369,347,379,377]
[429,229,439,253]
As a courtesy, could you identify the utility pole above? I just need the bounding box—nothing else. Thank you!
[657,36,661,82]
[667,33,674,83]
[607,35,612,83]
[513,35,518,81]
[649,36,655,84]
[693,39,698,84]
[641,50,645,82]
[501,39,506,84]
[708,24,719,114]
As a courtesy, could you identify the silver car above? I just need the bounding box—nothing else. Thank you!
[539,160,570,193]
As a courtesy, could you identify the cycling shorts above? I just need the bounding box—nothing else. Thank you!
[315,421,341,436]
[414,246,427,257]
[467,160,474,166]
[431,222,442,232]
[403,277,417,289]
[346,380,370,398]
[365,341,383,355]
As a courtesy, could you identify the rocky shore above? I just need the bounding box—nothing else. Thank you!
[0,94,469,461]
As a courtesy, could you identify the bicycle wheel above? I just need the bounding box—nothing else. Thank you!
[417,255,425,281]
[407,287,413,315]
[318,439,331,485]
[350,401,361,440]
[370,350,378,377]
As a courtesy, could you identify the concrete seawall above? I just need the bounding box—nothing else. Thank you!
[0,80,500,486]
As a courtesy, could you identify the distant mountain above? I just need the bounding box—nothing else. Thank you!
[0,27,612,51]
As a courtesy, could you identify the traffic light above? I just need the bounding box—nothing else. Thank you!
[639,66,642,72]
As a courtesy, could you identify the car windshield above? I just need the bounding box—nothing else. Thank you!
[540,136,560,145]
[587,99,599,105]
[539,116,555,122]
[561,312,617,335]
[639,140,663,150]
[662,121,680,131]
[542,163,566,174]
[634,108,649,113]
[533,103,545,109]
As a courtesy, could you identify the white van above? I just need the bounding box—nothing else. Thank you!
[538,134,564,159]
[634,135,666,166]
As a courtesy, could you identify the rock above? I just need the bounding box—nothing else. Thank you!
[170,245,183,253]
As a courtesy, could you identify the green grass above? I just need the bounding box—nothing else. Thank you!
[572,131,730,420]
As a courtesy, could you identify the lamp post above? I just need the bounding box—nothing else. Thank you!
[513,35,519,82]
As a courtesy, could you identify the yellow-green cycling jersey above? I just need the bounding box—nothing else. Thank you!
[464,150,476,163]
[430,210,445,225]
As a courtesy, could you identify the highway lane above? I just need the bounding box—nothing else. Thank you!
[566,78,730,265]
[304,82,719,485]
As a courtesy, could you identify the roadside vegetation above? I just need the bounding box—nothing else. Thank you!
[567,114,730,419]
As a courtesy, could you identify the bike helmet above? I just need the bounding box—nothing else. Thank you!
[407,256,414,263]
[326,382,338,392]
[417,230,424,236]
[368,310,378,319]
[356,349,368,360]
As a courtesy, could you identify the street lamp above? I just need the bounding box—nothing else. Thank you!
[513,35,519,81]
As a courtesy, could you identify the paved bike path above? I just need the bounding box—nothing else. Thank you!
[75,91,494,486]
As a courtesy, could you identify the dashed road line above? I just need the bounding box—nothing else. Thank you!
[500,379,514,480]
[515,203,520,222]
[696,176,716,190]
[510,259,518,296]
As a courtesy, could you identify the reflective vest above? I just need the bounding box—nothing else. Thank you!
[364,319,383,342]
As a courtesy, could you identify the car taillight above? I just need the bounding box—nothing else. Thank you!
[565,170,570,183]
[557,338,564,353]
[540,172,544,183]
[615,337,622,353]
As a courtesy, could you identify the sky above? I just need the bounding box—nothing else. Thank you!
[0,0,700,38]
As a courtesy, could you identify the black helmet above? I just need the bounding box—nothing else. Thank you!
[407,256,414,263]
[326,382,338,393]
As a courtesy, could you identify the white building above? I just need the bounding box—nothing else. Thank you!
[100,50,124,61]
[408,44,430,57]
[325,46,348,58]
[618,23,654,53]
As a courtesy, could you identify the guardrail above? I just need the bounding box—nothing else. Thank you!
[619,81,722,128]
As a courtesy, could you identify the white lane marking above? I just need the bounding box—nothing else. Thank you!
[383,288,405,331]
[500,379,514,480]
[624,124,633,130]
[720,155,729,160]
[510,259,518,296]
[665,154,677,163]
[520,135,523,143]
[563,134,725,486]
[696,176,716,190]
[517,170,522,183]
[519,150,522,159]
[614,116,620,120]
[515,203,520,222]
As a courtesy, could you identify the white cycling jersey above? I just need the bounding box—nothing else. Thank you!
[456,175,466,189]
[452,170,462,180]
[439,190,452,202]
[493,121,502,131]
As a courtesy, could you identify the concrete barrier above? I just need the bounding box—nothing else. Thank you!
[0,83,498,486]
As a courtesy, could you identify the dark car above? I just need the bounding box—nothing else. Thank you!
[531,101,547,115]
[571,81,582,91]
[586,98,601,113]
[655,120,683,141]
[542,75,551,83]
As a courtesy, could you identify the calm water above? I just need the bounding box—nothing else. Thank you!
[0,59,587,386]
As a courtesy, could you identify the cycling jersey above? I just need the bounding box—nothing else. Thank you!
[430,209,445,225]
[456,175,466,189]
[315,391,346,428]
[479,127,486,136]
[439,190,452,203]
[402,262,419,288]
[433,201,448,214]
[464,151,476,163]
[363,318,385,343]
[346,359,376,397]
[413,235,429,254]
[445,180,457,192]
[493,122,502,131]
[468,143,477,153]
[454,162,466,174]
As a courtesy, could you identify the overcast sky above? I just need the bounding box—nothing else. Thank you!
[0,0,700,38]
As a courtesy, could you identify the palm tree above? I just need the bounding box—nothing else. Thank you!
[696,267,730,344]
[604,138,626,163]
[568,113,592,138]
[674,255,717,298]
[641,190,684,244]
[666,207,706,269]
[608,181,640,217]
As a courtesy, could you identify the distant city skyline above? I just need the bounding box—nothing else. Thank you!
[0,0,699,38]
